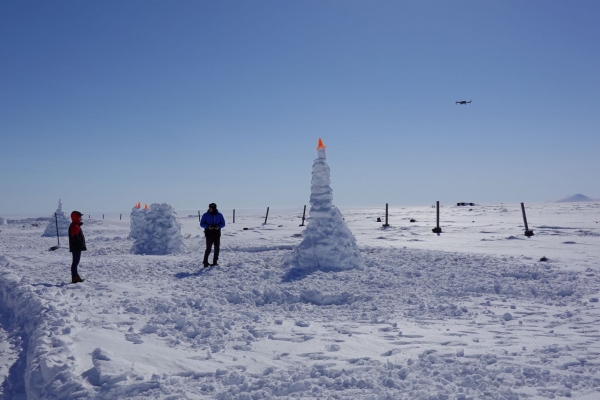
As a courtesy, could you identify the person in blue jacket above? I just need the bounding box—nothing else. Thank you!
[200,203,226,267]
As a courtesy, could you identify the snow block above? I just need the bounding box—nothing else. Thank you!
[130,203,185,255]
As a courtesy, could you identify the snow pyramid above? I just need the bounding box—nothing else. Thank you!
[42,199,71,237]
[130,203,185,255]
[285,139,365,272]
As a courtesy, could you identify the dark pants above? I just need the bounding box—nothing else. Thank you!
[71,251,81,278]
[203,235,220,264]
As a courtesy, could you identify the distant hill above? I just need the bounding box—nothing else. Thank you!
[555,194,598,203]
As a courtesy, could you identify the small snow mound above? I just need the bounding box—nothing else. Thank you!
[130,203,185,255]
[555,194,597,203]
[42,199,71,237]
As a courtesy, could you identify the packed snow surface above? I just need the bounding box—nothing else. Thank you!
[1,201,600,399]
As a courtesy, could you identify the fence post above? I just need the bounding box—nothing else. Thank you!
[198,211,201,223]
[432,201,442,233]
[120,214,122,220]
[233,209,235,223]
[103,214,104,219]
[521,202,534,237]
[54,213,60,246]
[382,203,390,227]
[300,205,306,226]
[264,207,269,225]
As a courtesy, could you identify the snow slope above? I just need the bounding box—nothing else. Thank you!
[1,202,600,399]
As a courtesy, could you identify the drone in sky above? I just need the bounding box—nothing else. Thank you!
[456,100,472,105]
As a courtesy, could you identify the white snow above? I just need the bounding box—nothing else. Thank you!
[41,199,71,237]
[1,201,600,399]
[130,203,185,255]
[285,142,364,275]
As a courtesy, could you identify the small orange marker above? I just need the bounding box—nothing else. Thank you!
[316,138,326,150]
[144,203,149,209]
[135,202,141,208]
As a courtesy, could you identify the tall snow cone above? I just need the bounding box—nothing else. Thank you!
[130,203,185,255]
[42,199,71,237]
[285,139,365,272]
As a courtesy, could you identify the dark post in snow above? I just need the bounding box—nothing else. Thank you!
[432,201,442,233]
[198,211,201,223]
[103,214,104,220]
[383,203,390,227]
[264,207,270,225]
[521,202,534,237]
[233,209,235,224]
[54,213,60,246]
[120,214,122,220]
[300,205,306,226]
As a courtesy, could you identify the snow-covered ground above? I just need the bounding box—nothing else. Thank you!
[1,202,600,399]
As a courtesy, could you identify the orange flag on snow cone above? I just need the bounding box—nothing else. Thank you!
[135,202,141,208]
[316,138,326,150]
[144,204,149,209]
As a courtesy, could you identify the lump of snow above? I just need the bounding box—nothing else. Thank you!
[285,140,364,274]
[503,313,513,321]
[42,199,71,237]
[130,203,185,255]
[589,298,599,303]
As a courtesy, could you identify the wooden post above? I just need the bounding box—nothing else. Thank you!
[120,214,122,220]
[300,205,306,226]
[264,207,269,225]
[198,211,201,223]
[233,209,235,223]
[432,201,442,233]
[521,202,534,237]
[382,203,390,227]
[54,213,60,246]
[103,214,104,219]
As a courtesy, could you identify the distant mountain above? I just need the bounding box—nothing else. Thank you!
[555,194,598,203]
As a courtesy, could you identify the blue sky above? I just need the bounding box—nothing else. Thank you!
[1,1,599,214]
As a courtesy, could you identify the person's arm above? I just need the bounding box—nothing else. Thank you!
[70,224,81,237]
[218,214,226,229]
[200,214,209,229]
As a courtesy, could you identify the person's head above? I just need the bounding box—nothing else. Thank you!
[208,203,217,214]
[71,211,83,223]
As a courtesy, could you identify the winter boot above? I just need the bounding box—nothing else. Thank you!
[72,275,85,283]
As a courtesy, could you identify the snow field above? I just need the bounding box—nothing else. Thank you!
[0,202,599,399]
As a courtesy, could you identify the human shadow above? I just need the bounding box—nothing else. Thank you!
[174,269,212,279]
[31,282,66,288]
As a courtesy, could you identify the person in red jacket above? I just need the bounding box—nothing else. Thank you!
[69,211,87,283]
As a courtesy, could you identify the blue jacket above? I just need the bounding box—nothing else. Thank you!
[200,211,226,230]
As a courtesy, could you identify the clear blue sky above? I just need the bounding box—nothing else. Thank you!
[1,1,599,214]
